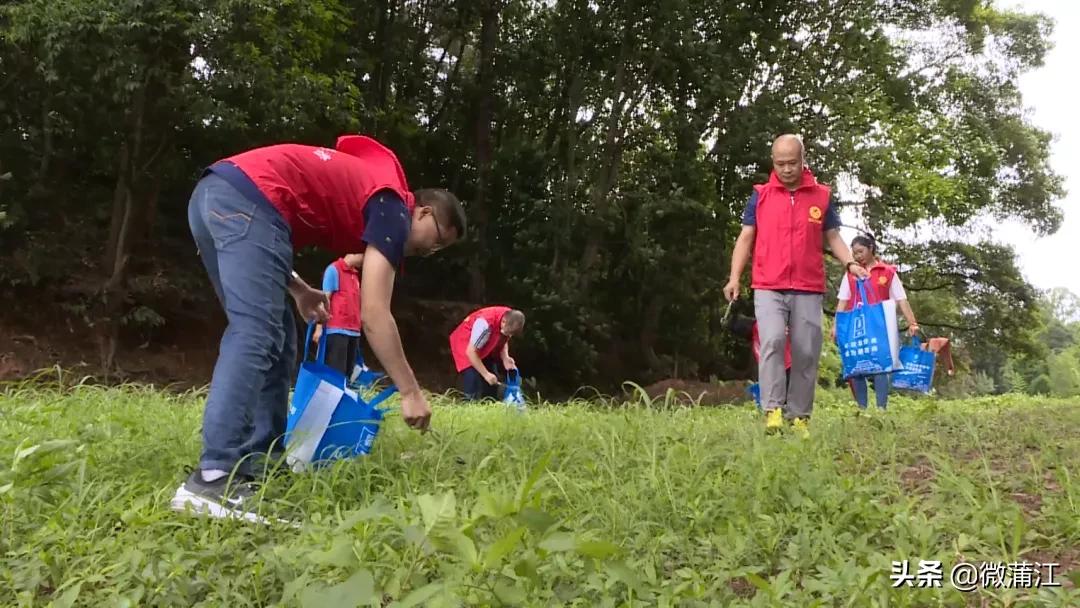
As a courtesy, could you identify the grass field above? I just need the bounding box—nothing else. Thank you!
[1,378,1079,607]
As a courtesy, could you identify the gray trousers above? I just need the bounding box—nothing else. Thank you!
[754,290,824,419]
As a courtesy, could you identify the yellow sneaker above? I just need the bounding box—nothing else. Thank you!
[765,408,784,434]
[792,418,810,439]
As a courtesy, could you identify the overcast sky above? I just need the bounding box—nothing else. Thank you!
[996,0,1078,296]
[837,1,1077,296]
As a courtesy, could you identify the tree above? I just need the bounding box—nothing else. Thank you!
[0,0,361,370]
[0,0,1067,391]
[1046,348,1080,397]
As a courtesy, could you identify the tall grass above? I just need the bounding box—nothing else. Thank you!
[1,382,1078,606]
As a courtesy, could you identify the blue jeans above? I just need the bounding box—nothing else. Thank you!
[188,174,296,475]
[852,373,890,409]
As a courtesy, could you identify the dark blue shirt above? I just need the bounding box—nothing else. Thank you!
[361,190,411,269]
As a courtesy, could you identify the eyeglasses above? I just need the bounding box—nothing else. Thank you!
[428,212,448,255]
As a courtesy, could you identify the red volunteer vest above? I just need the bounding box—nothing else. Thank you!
[222,135,415,254]
[449,306,511,373]
[751,168,833,293]
[842,262,896,311]
[326,258,361,332]
[751,322,793,370]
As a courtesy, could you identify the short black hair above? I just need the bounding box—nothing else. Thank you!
[415,188,467,240]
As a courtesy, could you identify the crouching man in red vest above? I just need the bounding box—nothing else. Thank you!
[449,307,525,400]
[173,135,466,520]
[724,134,869,436]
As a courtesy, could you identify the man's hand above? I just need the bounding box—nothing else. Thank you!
[503,356,517,370]
[288,272,331,323]
[400,390,431,431]
[292,285,330,323]
[723,279,741,302]
[483,371,499,386]
[848,263,870,280]
[908,323,920,337]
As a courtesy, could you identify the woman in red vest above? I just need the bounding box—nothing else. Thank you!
[449,307,526,400]
[835,235,920,410]
[173,135,467,522]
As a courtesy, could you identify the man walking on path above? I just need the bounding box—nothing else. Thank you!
[724,134,868,436]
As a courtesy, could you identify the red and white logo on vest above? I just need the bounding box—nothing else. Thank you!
[313,148,335,162]
[808,206,823,224]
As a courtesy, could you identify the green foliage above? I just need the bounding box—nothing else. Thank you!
[1029,374,1052,396]
[0,0,1067,389]
[2,383,1080,605]
[1046,349,1080,398]
[975,289,1080,398]
[819,317,843,388]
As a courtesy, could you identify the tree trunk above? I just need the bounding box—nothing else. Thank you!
[371,0,400,127]
[576,26,636,291]
[38,101,53,180]
[639,292,663,370]
[467,0,502,302]
[100,83,149,373]
[100,157,134,375]
[103,142,133,276]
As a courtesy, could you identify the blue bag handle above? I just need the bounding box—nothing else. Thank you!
[368,385,400,415]
[303,322,329,365]
[854,278,872,309]
[908,334,922,348]
[506,368,520,385]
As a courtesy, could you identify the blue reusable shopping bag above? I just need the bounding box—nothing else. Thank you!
[285,323,398,470]
[835,279,896,379]
[503,368,526,411]
[892,336,936,393]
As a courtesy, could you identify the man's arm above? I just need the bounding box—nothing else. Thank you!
[360,246,420,396]
[729,226,756,284]
[289,271,330,323]
[500,340,516,369]
[724,192,759,301]
[466,344,496,382]
[465,319,497,381]
[724,226,756,301]
[288,271,312,297]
